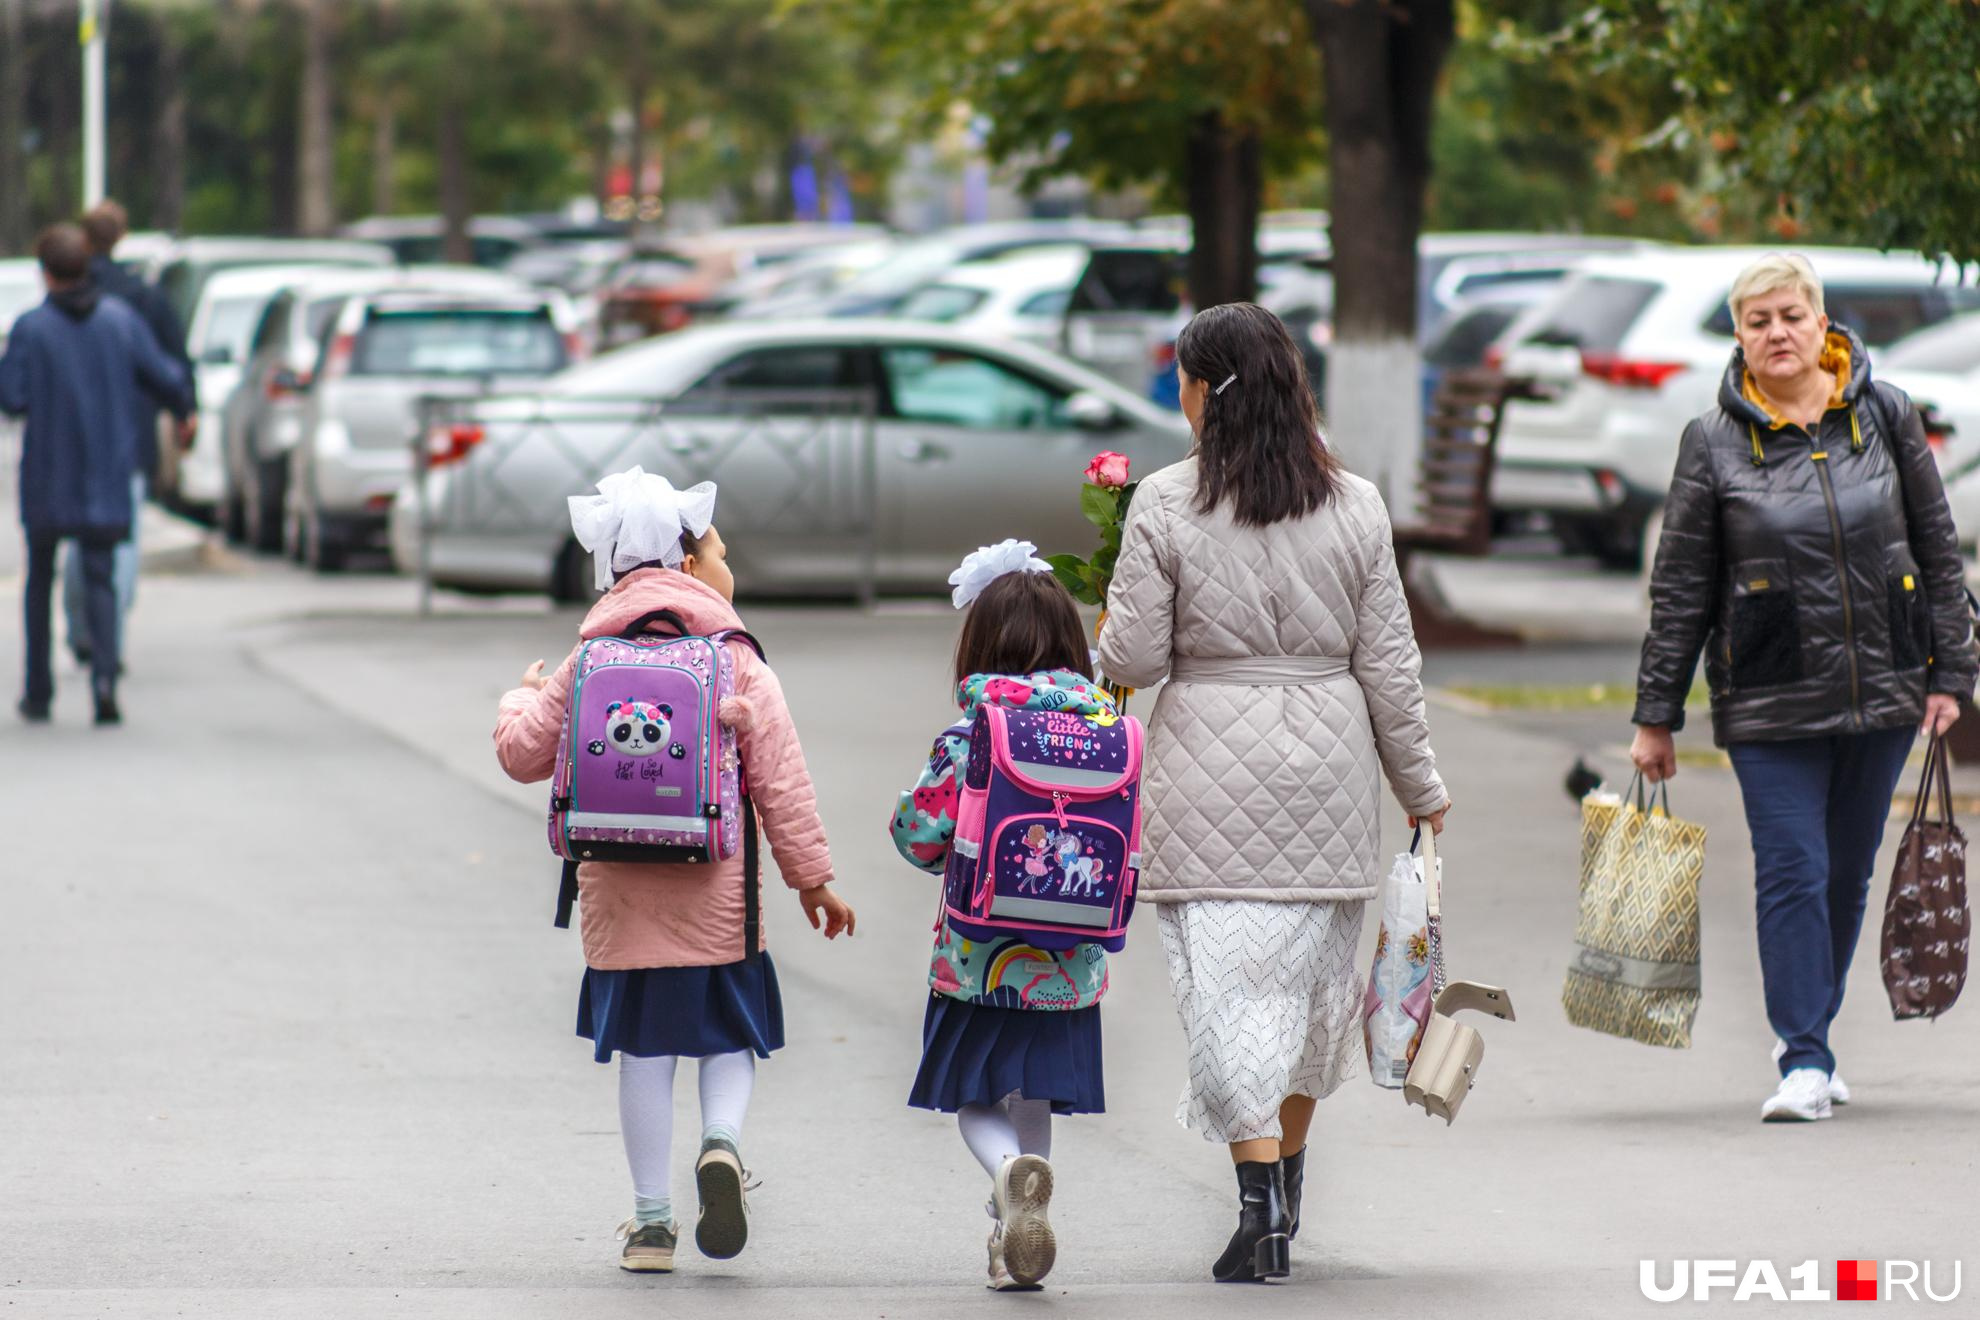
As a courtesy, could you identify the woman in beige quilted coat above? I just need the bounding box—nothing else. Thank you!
[1098,302,1449,1284]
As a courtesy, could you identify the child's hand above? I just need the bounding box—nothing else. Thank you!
[801,885,856,940]
[520,660,548,691]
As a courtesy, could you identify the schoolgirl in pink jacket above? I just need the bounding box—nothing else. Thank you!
[494,469,853,1276]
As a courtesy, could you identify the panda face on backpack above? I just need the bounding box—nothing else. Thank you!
[603,700,670,756]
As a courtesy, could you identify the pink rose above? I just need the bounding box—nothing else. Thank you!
[1083,451,1130,488]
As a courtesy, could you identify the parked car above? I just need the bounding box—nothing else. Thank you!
[598,225,890,345]
[698,238,897,320]
[792,221,1136,319]
[895,247,1088,350]
[1416,233,1653,331]
[388,320,1191,598]
[1881,311,1980,546]
[221,265,540,550]
[1491,247,1980,567]
[0,258,40,355]
[1419,281,1563,419]
[141,237,394,327]
[160,263,355,522]
[339,215,545,268]
[289,287,577,569]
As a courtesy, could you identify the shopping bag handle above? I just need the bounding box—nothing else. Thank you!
[1416,822,1441,919]
[1621,769,1672,817]
[1912,733,1955,828]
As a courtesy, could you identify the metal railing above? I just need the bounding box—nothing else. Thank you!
[409,388,878,613]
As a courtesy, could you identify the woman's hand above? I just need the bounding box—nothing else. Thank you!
[1631,724,1677,783]
[802,884,856,940]
[1922,693,1961,738]
[1408,801,1452,836]
[520,660,548,691]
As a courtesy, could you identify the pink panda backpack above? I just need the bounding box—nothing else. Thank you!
[943,703,1146,952]
[548,607,764,953]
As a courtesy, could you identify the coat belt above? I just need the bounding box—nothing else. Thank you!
[1168,654,1352,685]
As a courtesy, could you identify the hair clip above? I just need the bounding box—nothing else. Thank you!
[1215,374,1237,395]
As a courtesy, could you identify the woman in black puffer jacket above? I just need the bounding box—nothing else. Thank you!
[1631,253,1975,1125]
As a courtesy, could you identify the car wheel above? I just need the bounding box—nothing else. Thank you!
[302,502,348,573]
[219,469,247,544]
[244,454,288,554]
[550,538,593,603]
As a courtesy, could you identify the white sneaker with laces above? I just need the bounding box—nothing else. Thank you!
[1773,1040,1849,1105]
[1761,1067,1834,1122]
[984,1198,1041,1291]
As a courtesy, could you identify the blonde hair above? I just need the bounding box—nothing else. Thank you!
[1728,253,1826,324]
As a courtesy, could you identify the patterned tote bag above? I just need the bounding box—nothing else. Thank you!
[1881,734,1971,1020]
[1563,776,1707,1048]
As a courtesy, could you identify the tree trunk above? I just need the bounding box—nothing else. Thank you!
[371,95,397,216]
[1183,112,1262,310]
[437,94,472,263]
[1305,0,1454,516]
[0,0,28,252]
[296,0,336,236]
[152,16,186,233]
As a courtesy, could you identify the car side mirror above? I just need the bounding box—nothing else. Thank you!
[1066,391,1120,431]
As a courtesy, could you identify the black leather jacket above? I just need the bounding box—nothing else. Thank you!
[1634,328,1976,746]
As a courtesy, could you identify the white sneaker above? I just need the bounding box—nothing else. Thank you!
[991,1155,1056,1287]
[1773,1040,1849,1105]
[1761,1068,1834,1122]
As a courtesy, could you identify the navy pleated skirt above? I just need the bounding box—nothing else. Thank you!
[908,995,1105,1115]
[577,954,784,1063]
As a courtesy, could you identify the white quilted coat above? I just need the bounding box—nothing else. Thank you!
[1097,459,1446,903]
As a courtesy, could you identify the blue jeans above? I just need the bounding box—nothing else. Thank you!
[63,474,143,660]
[1727,726,1916,1075]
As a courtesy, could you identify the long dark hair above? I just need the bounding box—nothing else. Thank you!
[1175,301,1340,526]
[954,571,1094,690]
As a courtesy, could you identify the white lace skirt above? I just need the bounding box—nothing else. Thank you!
[1156,898,1366,1143]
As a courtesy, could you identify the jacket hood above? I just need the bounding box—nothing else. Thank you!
[578,567,745,642]
[48,283,101,322]
[1719,326,1869,428]
[956,669,1116,719]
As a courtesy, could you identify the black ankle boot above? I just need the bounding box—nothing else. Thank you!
[1212,1160,1290,1283]
[1281,1148,1305,1243]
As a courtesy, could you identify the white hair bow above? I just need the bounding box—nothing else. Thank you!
[948,538,1052,609]
[567,467,718,592]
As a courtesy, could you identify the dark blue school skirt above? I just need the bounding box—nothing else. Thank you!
[577,954,784,1063]
[908,994,1104,1115]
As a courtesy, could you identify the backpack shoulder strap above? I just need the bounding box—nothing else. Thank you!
[743,794,761,962]
[713,628,767,662]
[554,858,579,929]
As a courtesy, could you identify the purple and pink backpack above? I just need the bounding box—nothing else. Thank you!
[549,607,763,953]
[943,705,1145,952]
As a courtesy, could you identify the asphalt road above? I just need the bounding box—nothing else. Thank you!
[3,557,1977,1319]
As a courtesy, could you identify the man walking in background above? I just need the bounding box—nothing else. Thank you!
[0,224,192,725]
[66,200,197,671]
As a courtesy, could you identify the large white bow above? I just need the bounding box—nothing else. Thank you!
[948,538,1052,609]
[567,467,718,591]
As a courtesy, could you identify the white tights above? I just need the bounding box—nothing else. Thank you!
[618,1050,755,1203]
[957,1091,1053,1177]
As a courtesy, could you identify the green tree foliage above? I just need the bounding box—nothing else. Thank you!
[1499,0,1980,262]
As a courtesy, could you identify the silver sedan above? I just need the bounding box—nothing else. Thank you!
[389,320,1190,598]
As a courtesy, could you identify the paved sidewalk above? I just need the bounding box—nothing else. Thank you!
[3,567,1977,1317]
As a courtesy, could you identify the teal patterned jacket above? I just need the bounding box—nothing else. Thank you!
[889,670,1114,1011]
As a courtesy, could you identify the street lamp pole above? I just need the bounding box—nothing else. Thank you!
[81,0,106,208]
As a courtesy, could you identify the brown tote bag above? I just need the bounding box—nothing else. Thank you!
[1880,735,1971,1020]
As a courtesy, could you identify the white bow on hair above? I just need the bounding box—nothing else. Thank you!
[567,467,718,592]
[948,538,1052,609]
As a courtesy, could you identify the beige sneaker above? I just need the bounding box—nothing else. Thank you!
[616,1217,678,1273]
[992,1155,1057,1287]
[694,1136,750,1260]
[986,1214,1043,1291]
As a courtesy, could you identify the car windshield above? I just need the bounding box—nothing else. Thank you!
[197,296,269,361]
[1882,314,1980,374]
[350,309,566,376]
[898,284,989,323]
[1426,304,1524,369]
[1522,276,1658,351]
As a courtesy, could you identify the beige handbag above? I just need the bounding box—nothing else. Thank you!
[1400,829,1517,1124]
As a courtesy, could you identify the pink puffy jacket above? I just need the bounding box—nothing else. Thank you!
[494,569,835,969]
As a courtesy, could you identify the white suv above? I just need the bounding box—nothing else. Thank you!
[1490,247,1980,567]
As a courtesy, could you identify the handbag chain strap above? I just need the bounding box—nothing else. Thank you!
[1421,825,1448,996]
